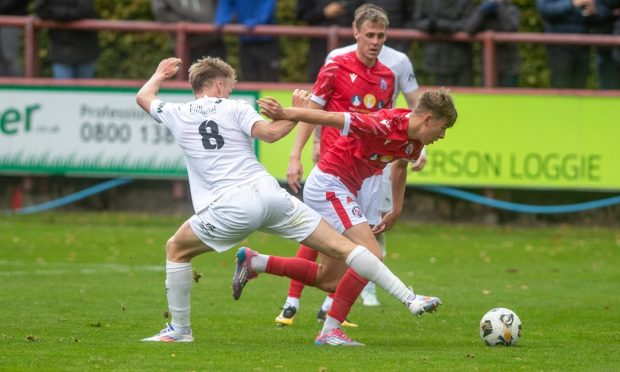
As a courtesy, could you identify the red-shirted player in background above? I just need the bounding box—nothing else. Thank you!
[276,4,404,329]
[244,87,458,345]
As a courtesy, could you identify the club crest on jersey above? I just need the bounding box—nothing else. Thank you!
[405,143,414,155]
[350,73,358,82]
[351,95,362,107]
[380,78,387,90]
[352,206,363,218]
[363,94,376,109]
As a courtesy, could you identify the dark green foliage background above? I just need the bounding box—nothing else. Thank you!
[33,0,600,87]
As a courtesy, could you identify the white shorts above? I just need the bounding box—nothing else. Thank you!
[303,167,368,234]
[189,176,321,252]
[353,163,394,226]
[357,173,383,226]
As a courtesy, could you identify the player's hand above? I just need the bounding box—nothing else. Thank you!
[258,97,287,120]
[292,89,310,108]
[410,153,427,172]
[372,211,399,234]
[287,158,303,193]
[155,58,182,79]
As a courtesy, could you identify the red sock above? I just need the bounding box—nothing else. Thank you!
[328,269,368,323]
[287,245,318,298]
[266,256,318,286]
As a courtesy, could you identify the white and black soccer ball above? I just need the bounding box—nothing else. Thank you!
[479,307,522,346]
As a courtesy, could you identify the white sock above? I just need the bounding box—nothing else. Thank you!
[251,253,269,273]
[345,246,413,304]
[363,281,376,294]
[285,296,300,309]
[321,295,333,312]
[166,260,192,329]
[321,315,342,336]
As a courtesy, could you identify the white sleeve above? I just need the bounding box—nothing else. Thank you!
[149,99,177,131]
[340,113,352,136]
[397,58,419,95]
[234,100,265,136]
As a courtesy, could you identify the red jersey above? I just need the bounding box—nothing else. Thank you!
[311,51,395,159]
[318,108,424,195]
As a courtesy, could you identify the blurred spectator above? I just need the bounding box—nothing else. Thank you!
[151,0,226,64]
[296,0,358,81]
[596,0,620,89]
[215,0,279,81]
[365,0,414,53]
[466,0,521,87]
[536,0,594,89]
[0,0,30,76]
[412,0,475,86]
[36,0,99,79]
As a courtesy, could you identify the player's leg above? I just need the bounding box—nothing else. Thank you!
[357,172,388,307]
[142,220,215,343]
[275,244,318,326]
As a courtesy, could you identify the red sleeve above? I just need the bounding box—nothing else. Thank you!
[348,111,392,138]
[311,61,339,106]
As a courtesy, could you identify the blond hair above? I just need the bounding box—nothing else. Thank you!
[415,88,458,127]
[188,57,237,93]
[353,4,389,31]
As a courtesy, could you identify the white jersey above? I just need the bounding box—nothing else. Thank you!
[326,44,419,105]
[149,97,270,213]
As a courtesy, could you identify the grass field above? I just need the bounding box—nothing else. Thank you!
[1,213,619,371]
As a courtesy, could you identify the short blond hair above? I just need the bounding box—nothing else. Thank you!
[188,57,237,93]
[415,88,458,127]
[353,4,389,31]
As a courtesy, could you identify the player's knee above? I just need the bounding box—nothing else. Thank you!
[165,236,184,261]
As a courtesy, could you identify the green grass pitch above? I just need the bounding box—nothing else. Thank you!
[1,213,618,371]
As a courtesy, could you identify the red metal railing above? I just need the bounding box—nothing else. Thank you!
[1,15,620,88]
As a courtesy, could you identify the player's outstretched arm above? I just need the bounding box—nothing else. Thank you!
[258,98,345,129]
[136,57,182,112]
[251,89,310,144]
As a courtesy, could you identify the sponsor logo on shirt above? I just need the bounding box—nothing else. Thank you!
[363,94,376,109]
[351,95,362,107]
[350,73,358,82]
[380,78,387,90]
[378,101,384,109]
[157,102,166,113]
[408,73,415,82]
[346,196,354,204]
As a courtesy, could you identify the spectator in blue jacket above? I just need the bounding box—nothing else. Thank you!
[536,0,595,89]
[215,0,279,81]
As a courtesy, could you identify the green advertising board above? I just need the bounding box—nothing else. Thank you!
[258,90,619,191]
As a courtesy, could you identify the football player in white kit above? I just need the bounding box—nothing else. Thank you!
[137,57,438,343]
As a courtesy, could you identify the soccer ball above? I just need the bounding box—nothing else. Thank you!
[479,307,522,346]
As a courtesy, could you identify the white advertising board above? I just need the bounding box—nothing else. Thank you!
[0,86,257,177]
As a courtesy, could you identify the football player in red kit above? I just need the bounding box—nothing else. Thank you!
[244,87,457,345]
